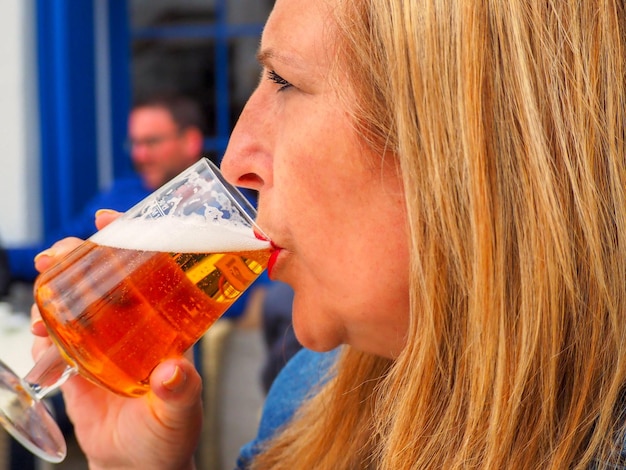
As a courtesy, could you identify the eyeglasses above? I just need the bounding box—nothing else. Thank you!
[124,131,182,151]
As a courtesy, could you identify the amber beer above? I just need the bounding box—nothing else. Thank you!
[34,217,271,397]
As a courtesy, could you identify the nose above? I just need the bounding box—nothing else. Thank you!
[130,142,151,164]
[131,147,147,162]
[220,88,273,192]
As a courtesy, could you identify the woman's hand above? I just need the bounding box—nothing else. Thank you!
[30,210,203,469]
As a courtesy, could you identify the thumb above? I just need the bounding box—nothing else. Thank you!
[149,358,204,433]
[94,209,122,231]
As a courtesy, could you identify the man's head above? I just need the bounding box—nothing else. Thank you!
[128,93,206,189]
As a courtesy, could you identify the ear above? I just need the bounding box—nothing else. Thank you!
[182,127,205,158]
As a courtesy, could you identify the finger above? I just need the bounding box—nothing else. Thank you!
[30,303,47,336]
[149,358,203,432]
[31,337,52,362]
[33,237,84,272]
[29,302,53,361]
[95,209,121,231]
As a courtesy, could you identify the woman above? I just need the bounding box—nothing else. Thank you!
[32,0,626,468]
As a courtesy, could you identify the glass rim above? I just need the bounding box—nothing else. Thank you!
[199,156,269,240]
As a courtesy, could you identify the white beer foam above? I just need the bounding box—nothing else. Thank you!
[91,216,270,253]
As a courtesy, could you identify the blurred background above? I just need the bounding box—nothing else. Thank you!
[0,1,282,469]
[0,0,272,250]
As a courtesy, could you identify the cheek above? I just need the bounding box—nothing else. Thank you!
[290,237,410,355]
[288,202,411,355]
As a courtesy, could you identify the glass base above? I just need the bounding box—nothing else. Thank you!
[0,359,66,463]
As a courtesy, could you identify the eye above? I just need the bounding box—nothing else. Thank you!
[267,70,293,91]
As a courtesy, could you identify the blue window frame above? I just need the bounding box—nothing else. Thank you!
[129,0,268,158]
[36,0,131,235]
[37,0,98,234]
[35,0,268,237]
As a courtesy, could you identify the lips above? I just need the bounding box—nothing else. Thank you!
[254,229,269,241]
[267,241,282,278]
[253,229,282,278]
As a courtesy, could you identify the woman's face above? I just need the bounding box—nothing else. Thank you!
[221,0,410,358]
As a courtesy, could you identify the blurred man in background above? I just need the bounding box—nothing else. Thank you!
[5,92,206,283]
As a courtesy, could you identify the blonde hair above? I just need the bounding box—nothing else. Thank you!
[253,1,626,468]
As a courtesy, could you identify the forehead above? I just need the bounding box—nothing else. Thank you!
[261,0,337,71]
[130,107,176,129]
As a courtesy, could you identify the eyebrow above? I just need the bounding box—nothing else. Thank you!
[256,48,304,69]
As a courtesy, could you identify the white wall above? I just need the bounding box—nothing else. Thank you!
[0,0,40,247]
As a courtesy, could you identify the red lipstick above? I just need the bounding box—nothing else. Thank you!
[267,241,282,278]
[254,229,269,241]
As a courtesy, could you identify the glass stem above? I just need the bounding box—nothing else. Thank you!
[23,345,77,401]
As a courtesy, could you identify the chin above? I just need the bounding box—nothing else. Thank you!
[291,294,345,352]
[292,324,342,353]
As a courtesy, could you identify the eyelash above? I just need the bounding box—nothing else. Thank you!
[267,70,292,91]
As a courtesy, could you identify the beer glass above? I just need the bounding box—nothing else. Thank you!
[0,158,271,462]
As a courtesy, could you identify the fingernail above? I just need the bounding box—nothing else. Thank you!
[95,209,117,218]
[34,250,54,264]
[30,318,45,335]
[162,365,187,392]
